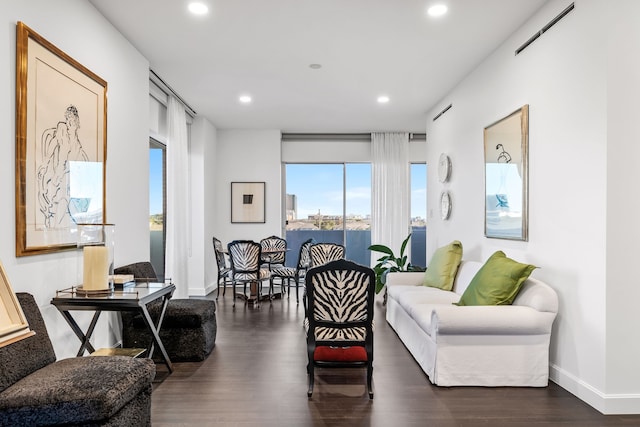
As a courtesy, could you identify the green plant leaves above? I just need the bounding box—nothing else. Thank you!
[367,233,413,294]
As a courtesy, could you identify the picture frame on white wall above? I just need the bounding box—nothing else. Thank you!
[231,182,266,223]
[0,261,35,348]
[483,105,529,241]
[15,21,108,256]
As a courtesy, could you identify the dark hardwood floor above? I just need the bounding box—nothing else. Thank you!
[151,288,640,426]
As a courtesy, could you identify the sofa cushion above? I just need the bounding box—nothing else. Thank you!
[457,251,537,306]
[0,356,155,426]
[391,286,459,318]
[422,240,463,291]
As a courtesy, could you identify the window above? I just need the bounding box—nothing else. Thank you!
[284,163,371,266]
[149,139,166,279]
[410,163,427,267]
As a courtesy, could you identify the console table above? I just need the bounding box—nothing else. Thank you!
[51,282,176,373]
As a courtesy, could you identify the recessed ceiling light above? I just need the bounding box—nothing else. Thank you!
[309,63,322,69]
[239,95,252,104]
[188,2,209,15]
[427,4,448,17]
[377,95,390,104]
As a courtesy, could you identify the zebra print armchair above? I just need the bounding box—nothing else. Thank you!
[305,259,375,399]
[228,240,272,307]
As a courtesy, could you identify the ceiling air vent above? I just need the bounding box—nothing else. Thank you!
[515,2,575,56]
[433,104,452,122]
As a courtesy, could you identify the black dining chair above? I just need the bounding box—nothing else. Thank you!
[259,235,287,270]
[303,242,346,318]
[227,240,272,307]
[213,236,232,299]
[271,238,313,303]
[309,242,345,268]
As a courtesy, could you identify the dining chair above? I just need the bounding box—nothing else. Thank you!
[213,236,232,299]
[309,242,345,267]
[270,238,313,304]
[259,235,287,270]
[304,242,346,317]
[305,259,375,399]
[227,240,272,307]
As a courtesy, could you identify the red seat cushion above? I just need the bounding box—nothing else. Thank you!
[313,346,367,362]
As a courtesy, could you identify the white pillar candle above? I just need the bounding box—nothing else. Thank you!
[83,246,109,290]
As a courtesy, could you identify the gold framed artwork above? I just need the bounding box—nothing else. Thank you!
[231,182,266,223]
[15,22,107,256]
[0,261,34,348]
[483,104,529,241]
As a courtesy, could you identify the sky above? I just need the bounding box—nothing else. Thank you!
[149,155,427,219]
[286,163,427,220]
[149,149,163,215]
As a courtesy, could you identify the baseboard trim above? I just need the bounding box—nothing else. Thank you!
[550,364,640,414]
[189,282,217,297]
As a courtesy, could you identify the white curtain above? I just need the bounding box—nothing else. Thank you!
[371,132,410,262]
[165,96,189,298]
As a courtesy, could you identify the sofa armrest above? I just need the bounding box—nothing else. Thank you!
[386,271,424,287]
[431,305,556,336]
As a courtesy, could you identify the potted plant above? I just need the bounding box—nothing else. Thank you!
[368,234,424,298]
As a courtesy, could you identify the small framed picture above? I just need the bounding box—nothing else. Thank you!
[231,182,265,223]
[0,261,35,348]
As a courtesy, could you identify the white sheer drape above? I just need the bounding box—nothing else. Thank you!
[371,132,410,262]
[165,96,189,298]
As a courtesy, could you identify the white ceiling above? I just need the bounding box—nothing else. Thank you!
[88,0,547,133]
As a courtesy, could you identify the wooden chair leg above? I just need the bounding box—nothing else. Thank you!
[232,280,236,307]
[307,364,314,398]
[367,364,374,399]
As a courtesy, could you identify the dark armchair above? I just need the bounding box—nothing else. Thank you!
[0,293,155,426]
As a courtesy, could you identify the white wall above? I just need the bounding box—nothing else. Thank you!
[214,130,283,248]
[605,0,640,408]
[426,0,639,414]
[190,116,218,296]
[1,0,150,358]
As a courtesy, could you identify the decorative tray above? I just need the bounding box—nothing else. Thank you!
[75,284,115,297]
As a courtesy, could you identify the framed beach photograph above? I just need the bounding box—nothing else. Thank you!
[483,105,529,241]
[231,182,265,223]
[15,22,107,256]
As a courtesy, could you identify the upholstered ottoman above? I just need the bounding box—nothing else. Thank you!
[115,262,217,362]
[123,298,217,362]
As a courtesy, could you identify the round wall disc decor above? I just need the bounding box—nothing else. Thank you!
[440,191,452,220]
[438,153,452,183]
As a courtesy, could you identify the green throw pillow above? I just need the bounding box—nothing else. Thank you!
[422,240,463,291]
[456,251,537,306]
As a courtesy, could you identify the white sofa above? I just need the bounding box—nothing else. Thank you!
[385,260,558,387]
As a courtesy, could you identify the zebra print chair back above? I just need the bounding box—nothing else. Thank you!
[227,240,271,306]
[298,238,313,270]
[305,259,375,399]
[270,238,314,304]
[213,237,232,299]
[260,235,287,266]
[309,243,345,267]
